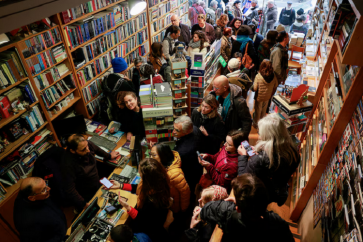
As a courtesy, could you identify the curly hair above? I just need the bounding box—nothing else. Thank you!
[137,158,171,209]
[216,14,228,28]
[194,30,207,52]
[115,91,128,109]
[140,64,155,78]
[229,17,243,29]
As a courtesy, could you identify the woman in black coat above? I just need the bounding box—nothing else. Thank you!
[121,92,145,140]
[237,114,300,206]
[191,95,226,154]
[231,25,258,70]
[131,57,145,96]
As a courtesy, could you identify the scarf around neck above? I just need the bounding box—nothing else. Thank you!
[189,40,202,49]
[217,93,231,122]
[236,35,252,52]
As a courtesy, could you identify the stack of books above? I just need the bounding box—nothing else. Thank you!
[154,83,172,108]
[140,84,153,108]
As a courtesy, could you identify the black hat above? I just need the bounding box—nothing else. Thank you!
[297,8,304,15]
[234,0,241,5]
[237,25,253,35]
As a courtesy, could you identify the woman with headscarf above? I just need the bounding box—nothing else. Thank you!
[232,0,242,19]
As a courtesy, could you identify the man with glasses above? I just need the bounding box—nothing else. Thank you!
[164,15,191,47]
[14,177,67,242]
[162,25,188,61]
[172,116,201,204]
[61,134,119,213]
[210,76,251,140]
[191,14,216,44]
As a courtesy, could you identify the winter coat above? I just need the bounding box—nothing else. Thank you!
[221,35,232,62]
[232,5,242,18]
[149,54,163,73]
[187,42,210,61]
[231,39,258,69]
[257,39,275,64]
[167,151,191,213]
[279,7,296,26]
[14,196,67,242]
[206,7,217,24]
[227,72,253,99]
[174,126,202,192]
[200,200,295,242]
[189,4,206,26]
[244,6,259,25]
[249,33,264,65]
[211,84,252,138]
[164,23,191,46]
[270,43,289,84]
[191,23,216,44]
[132,68,141,95]
[192,109,226,154]
[203,147,238,189]
[238,149,300,204]
[253,73,278,102]
[140,75,164,85]
[265,5,278,30]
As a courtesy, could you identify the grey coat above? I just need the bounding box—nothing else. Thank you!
[244,6,259,25]
[265,5,278,30]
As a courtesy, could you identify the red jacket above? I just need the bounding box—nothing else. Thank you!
[140,75,163,85]
[204,147,238,189]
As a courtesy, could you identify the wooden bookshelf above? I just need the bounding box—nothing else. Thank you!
[39,70,73,93]
[290,1,363,219]
[47,88,77,109]
[0,101,39,129]
[50,96,81,121]
[0,78,28,96]
[31,57,68,78]
[23,41,63,61]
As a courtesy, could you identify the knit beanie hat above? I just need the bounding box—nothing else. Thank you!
[211,185,228,201]
[228,58,240,69]
[111,57,128,73]
[234,0,241,5]
[276,24,285,33]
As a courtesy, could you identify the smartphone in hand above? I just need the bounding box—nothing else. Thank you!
[100,177,113,189]
[197,151,203,160]
[242,141,255,156]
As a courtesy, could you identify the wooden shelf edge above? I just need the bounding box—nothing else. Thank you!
[152,23,172,37]
[50,97,81,121]
[40,70,72,93]
[0,122,49,162]
[61,0,127,26]
[20,25,60,42]
[24,41,63,61]
[85,92,102,105]
[0,101,39,129]
[32,57,68,78]
[47,88,77,109]
[0,78,28,96]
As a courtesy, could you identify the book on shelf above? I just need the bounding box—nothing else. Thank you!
[87,93,103,116]
[20,105,45,133]
[40,74,75,108]
[61,0,121,24]
[18,28,62,58]
[0,49,27,85]
[82,77,103,102]
[34,63,70,91]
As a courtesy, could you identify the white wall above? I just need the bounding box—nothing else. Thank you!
[298,195,322,242]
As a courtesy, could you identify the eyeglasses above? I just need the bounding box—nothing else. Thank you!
[198,15,205,19]
[173,127,181,132]
[212,86,220,91]
[33,180,49,196]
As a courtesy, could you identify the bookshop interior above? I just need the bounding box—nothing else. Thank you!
[1,0,363,241]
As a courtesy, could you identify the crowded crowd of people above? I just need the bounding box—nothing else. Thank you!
[12,0,312,241]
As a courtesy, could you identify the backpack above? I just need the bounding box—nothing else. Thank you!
[193,6,199,15]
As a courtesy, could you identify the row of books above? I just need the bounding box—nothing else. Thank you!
[77,52,112,85]
[72,12,147,64]
[40,74,76,108]
[150,2,171,22]
[21,106,45,132]
[0,129,52,190]
[0,49,27,87]
[19,28,62,58]
[313,96,363,231]
[61,0,121,24]
[82,78,102,103]
[152,29,166,43]
[25,45,67,76]
[151,13,172,35]
[34,64,69,91]
[86,93,102,116]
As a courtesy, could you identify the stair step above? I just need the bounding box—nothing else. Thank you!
[287,221,298,228]
[292,232,302,239]
[289,226,298,234]
[294,237,300,242]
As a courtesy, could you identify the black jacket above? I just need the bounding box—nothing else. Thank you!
[238,149,299,203]
[212,84,252,139]
[121,108,146,138]
[200,200,295,242]
[231,39,258,69]
[174,126,202,192]
[132,68,141,95]
[191,109,226,154]
[14,195,67,242]
[61,141,111,210]
[165,23,191,46]
[279,8,296,26]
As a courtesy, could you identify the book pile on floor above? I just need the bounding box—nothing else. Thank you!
[153,83,172,108]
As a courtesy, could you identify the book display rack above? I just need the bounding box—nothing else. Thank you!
[289,0,363,221]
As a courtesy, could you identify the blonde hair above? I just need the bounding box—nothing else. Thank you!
[256,113,298,169]
[201,187,216,204]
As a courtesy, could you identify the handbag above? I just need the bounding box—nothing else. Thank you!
[242,42,254,69]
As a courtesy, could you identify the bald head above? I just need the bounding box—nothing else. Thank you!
[19,177,50,201]
[213,76,230,97]
[171,15,180,26]
[20,177,42,191]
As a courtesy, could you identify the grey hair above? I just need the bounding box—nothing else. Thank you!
[199,0,205,6]
[251,0,258,3]
[267,0,274,4]
[210,0,218,7]
[133,56,144,66]
[193,0,199,4]
[255,113,298,169]
[174,116,193,133]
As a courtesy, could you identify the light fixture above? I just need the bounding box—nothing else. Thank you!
[129,0,147,16]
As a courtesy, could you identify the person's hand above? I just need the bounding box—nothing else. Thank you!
[193,206,201,215]
[110,151,120,159]
[118,192,131,212]
[190,208,202,228]
[200,153,208,159]
[127,132,133,141]
[238,145,247,156]
[232,35,237,40]
[199,126,208,136]
[103,180,121,190]
[224,196,236,204]
[198,157,211,167]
